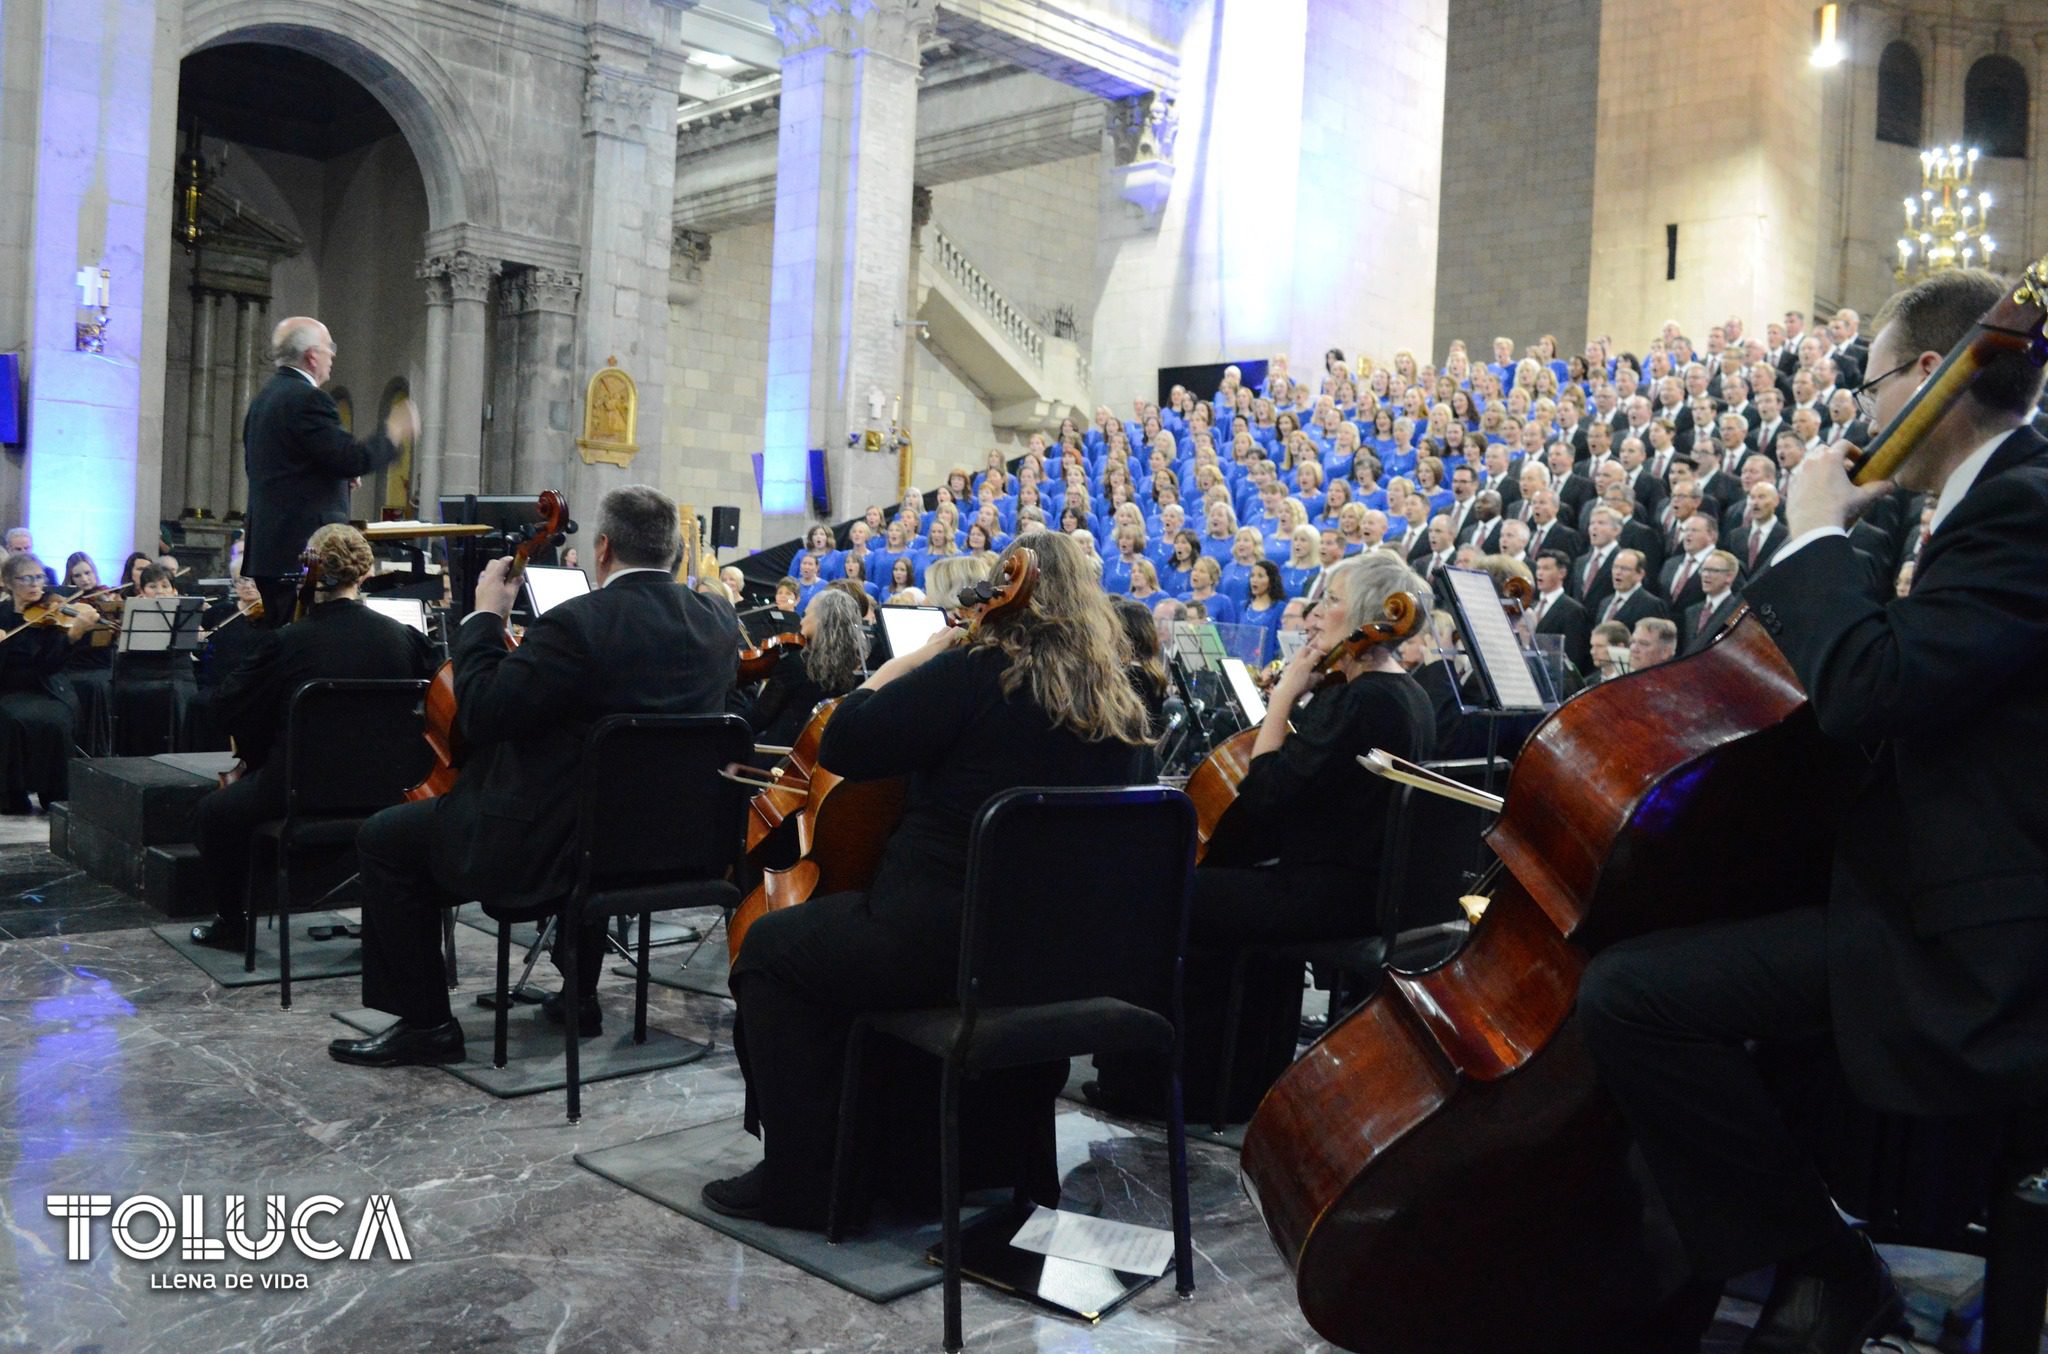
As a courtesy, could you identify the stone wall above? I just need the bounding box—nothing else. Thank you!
[928,153,1103,342]
[1432,0,1600,360]
[663,220,773,553]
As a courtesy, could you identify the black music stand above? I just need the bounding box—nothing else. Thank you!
[113,596,206,754]
[1434,568,1556,802]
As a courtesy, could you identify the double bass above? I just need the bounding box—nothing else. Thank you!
[406,491,572,802]
[721,548,1040,962]
[1237,256,2048,1352]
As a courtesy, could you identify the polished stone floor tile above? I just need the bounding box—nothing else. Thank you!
[0,839,2032,1353]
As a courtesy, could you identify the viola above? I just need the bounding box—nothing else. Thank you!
[406,491,572,803]
[722,547,1040,963]
[736,632,801,685]
[1186,590,1423,865]
[1236,256,2048,1353]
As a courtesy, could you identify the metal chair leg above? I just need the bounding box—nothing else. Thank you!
[508,916,557,1002]
[941,1059,964,1353]
[276,851,293,1011]
[634,912,651,1045]
[561,912,581,1124]
[494,921,513,1070]
[1982,1167,2048,1354]
[1166,1063,1196,1297]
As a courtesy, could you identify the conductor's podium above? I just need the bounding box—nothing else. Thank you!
[49,754,234,918]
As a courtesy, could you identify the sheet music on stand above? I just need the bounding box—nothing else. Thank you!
[1437,568,1553,714]
[116,596,206,654]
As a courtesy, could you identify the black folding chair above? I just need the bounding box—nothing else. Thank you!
[484,714,749,1122]
[825,785,1199,1352]
[1208,756,1500,1128]
[244,679,433,1010]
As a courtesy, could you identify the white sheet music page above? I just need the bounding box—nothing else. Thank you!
[1009,1205,1175,1276]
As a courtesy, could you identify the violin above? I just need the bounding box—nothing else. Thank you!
[0,595,114,645]
[736,632,802,685]
[721,546,1040,963]
[406,491,573,803]
[1236,257,2048,1353]
[1186,590,1423,865]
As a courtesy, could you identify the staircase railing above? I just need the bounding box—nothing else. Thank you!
[928,227,1044,369]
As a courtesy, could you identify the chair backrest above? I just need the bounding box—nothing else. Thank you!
[283,679,432,818]
[958,786,1197,1020]
[573,713,752,889]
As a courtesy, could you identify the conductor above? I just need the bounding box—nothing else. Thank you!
[242,318,419,626]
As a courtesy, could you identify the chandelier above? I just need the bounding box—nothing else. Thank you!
[1896,144,1996,281]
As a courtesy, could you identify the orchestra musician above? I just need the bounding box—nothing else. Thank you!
[183,574,267,750]
[1090,551,1438,1120]
[329,486,738,1067]
[0,554,98,813]
[242,317,419,627]
[1578,269,2048,1354]
[743,587,866,754]
[185,526,436,951]
[702,531,1155,1228]
[59,552,115,756]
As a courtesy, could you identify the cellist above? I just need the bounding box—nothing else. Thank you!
[1089,551,1437,1122]
[1579,268,2048,1354]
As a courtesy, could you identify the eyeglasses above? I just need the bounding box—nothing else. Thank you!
[1850,360,1914,421]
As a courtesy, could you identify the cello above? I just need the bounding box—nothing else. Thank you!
[722,548,1040,962]
[406,490,572,802]
[1237,256,2048,1353]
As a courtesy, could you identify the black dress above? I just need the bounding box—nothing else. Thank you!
[60,616,114,757]
[730,643,1155,1228]
[0,603,82,809]
[1096,668,1437,1121]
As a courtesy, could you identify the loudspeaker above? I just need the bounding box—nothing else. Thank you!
[710,505,741,549]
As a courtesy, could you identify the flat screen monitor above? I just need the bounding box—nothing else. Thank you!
[878,604,950,660]
[363,597,429,634]
[522,565,590,616]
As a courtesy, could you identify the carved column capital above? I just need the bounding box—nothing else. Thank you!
[1108,91,1178,167]
[504,266,584,316]
[910,184,933,230]
[417,257,454,308]
[584,64,666,139]
[430,250,500,304]
[769,0,934,66]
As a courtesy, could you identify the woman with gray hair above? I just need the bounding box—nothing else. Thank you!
[1090,551,1439,1123]
[745,587,867,758]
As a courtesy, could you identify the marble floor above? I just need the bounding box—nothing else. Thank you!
[0,831,2027,1354]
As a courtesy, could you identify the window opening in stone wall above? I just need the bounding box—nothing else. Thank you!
[1876,42,1924,146]
[1963,55,2029,159]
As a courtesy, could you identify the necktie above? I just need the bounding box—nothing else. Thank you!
[1673,556,1697,596]
[1748,530,1763,569]
[1533,597,1549,626]
[1602,593,1623,623]
[1583,551,1601,593]
[1696,601,1715,636]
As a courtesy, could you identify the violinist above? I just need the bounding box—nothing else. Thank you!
[1579,268,2048,1354]
[108,566,194,755]
[186,526,436,951]
[704,531,1155,1228]
[745,588,865,755]
[59,553,115,756]
[0,554,98,813]
[1090,552,1437,1121]
[184,575,267,751]
[331,486,737,1066]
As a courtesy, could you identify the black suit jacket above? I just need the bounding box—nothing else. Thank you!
[242,369,398,576]
[1467,517,1507,555]
[1532,592,1592,674]
[1523,520,1582,566]
[1596,587,1670,632]
[1678,591,1742,655]
[1741,425,2048,1114]
[1553,473,1597,518]
[215,599,436,769]
[1727,518,1788,578]
[1569,545,1618,612]
[1617,519,1665,577]
[429,571,740,911]
[1658,551,1713,613]
[1621,468,1666,516]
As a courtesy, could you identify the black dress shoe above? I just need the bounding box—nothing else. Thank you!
[541,990,603,1037]
[700,1162,771,1221]
[328,1017,466,1068]
[189,917,245,952]
[1743,1232,1905,1354]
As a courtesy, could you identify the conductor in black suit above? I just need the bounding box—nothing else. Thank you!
[331,486,740,1067]
[1578,269,2048,1351]
[241,317,417,627]
[186,525,436,949]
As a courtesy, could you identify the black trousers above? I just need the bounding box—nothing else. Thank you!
[730,892,1059,1229]
[1578,907,1843,1279]
[356,798,604,1026]
[189,766,288,920]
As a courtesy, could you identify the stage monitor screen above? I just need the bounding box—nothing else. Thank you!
[522,565,590,616]
[878,604,950,660]
[363,597,429,633]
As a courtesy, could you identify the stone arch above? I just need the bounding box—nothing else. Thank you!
[1963,53,2029,159]
[1875,41,1923,147]
[180,0,500,231]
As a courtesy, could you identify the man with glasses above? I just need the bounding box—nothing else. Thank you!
[242,317,418,626]
[1579,268,2048,1353]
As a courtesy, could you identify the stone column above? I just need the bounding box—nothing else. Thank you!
[183,289,219,516]
[574,45,682,547]
[416,262,453,517]
[440,250,500,497]
[759,0,935,542]
[227,296,256,516]
[504,268,583,495]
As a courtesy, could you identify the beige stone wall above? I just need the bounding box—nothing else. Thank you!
[1586,0,1823,348]
[929,154,1103,344]
[1433,0,1600,359]
[662,220,774,554]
